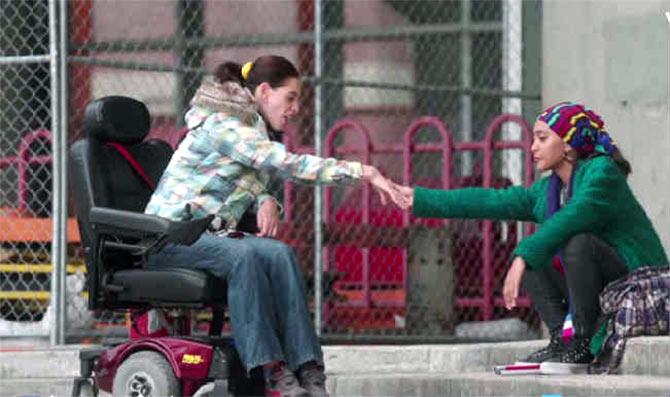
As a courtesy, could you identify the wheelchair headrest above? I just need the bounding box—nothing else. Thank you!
[83,96,151,144]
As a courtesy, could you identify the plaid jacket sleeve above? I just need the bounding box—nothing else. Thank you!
[204,113,364,184]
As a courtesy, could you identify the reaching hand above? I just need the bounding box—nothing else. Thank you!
[395,185,414,210]
[503,256,526,310]
[257,199,280,238]
[362,165,409,208]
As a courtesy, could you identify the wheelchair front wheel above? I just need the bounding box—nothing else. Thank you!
[112,351,180,397]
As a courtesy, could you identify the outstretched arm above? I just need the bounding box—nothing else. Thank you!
[205,114,408,206]
[206,115,363,184]
[393,184,538,222]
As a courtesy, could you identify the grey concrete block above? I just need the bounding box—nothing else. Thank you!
[328,372,670,397]
[0,378,73,397]
[620,336,670,377]
[428,340,547,373]
[325,340,547,375]
[0,345,88,379]
[325,337,670,377]
[325,345,431,374]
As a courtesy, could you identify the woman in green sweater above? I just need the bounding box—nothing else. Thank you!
[398,102,668,373]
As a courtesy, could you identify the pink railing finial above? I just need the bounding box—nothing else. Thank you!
[484,113,534,187]
[18,129,52,214]
[402,116,454,225]
[324,119,372,224]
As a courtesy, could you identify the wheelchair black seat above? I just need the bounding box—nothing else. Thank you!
[69,95,226,311]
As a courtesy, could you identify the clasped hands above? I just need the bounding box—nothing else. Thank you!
[361,165,413,210]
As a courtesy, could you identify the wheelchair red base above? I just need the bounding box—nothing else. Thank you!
[93,336,262,396]
[74,312,265,396]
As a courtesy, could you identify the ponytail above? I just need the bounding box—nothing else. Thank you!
[583,148,632,177]
[611,147,632,176]
[212,55,299,93]
[213,62,244,86]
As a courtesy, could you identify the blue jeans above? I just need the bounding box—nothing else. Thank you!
[146,233,323,371]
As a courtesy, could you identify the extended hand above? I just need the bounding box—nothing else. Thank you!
[395,185,414,210]
[503,256,526,310]
[362,165,409,208]
[257,199,280,238]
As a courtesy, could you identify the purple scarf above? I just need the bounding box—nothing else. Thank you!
[546,165,578,342]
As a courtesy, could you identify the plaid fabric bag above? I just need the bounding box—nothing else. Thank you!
[594,266,669,373]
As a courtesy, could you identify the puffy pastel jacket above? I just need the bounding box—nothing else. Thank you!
[146,79,362,230]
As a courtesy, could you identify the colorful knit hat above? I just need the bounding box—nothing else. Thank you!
[537,101,616,156]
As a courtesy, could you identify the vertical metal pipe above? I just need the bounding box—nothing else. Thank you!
[48,0,64,345]
[482,139,493,321]
[502,0,523,185]
[313,0,324,337]
[502,0,523,245]
[460,0,472,175]
[57,0,69,343]
[175,0,204,123]
[361,130,371,309]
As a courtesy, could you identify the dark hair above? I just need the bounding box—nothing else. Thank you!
[213,55,299,93]
[583,148,632,176]
[611,147,632,176]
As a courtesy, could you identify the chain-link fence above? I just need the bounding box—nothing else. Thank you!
[0,0,542,343]
[1,0,53,336]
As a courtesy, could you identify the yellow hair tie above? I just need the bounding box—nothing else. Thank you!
[241,61,253,80]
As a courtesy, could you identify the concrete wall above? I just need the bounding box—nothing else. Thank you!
[543,0,670,251]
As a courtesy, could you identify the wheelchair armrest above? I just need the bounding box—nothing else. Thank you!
[164,214,215,246]
[90,207,172,235]
[89,207,214,246]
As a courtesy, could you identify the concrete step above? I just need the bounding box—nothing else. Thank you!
[0,378,75,397]
[327,372,670,397]
[0,337,668,396]
[619,336,670,377]
[0,341,548,380]
[325,336,670,377]
[1,338,667,378]
[2,373,668,397]
[0,344,92,379]
[325,340,546,374]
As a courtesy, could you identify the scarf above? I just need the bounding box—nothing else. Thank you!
[538,101,616,156]
[546,165,578,343]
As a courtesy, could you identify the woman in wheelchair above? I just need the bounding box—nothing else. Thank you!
[144,55,405,397]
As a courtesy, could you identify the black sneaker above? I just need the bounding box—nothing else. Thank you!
[516,333,565,364]
[541,337,594,374]
[299,364,328,397]
[265,364,309,397]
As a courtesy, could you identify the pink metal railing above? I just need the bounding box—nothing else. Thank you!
[281,114,534,321]
[324,120,373,307]
[0,129,53,215]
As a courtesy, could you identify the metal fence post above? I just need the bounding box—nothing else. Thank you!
[313,0,324,337]
[502,0,523,186]
[460,0,473,175]
[57,0,70,344]
[48,0,66,346]
[175,0,204,123]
